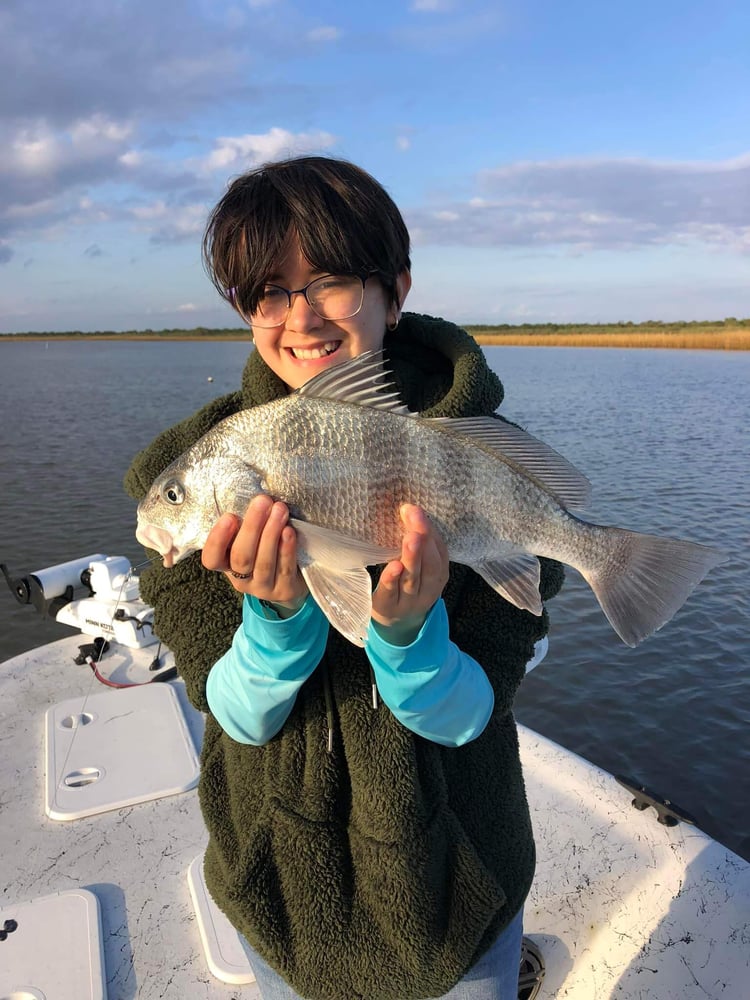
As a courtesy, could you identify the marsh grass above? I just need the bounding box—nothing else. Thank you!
[469,321,749,350]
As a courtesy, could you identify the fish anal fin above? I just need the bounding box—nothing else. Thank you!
[475,553,543,616]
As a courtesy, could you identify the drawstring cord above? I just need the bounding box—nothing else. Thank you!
[321,661,380,752]
[322,660,335,752]
[369,664,379,709]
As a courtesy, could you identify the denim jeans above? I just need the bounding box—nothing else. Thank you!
[245,907,524,1000]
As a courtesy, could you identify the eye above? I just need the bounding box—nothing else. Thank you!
[261,285,288,302]
[162,479,185,505]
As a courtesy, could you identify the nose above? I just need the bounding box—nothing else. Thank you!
[285,290,324,332]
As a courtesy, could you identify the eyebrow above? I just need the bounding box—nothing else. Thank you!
[265,265,330,284]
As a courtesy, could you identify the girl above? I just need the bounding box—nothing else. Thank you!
[126,156,563,999]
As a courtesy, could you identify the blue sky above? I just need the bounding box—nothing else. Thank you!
[1,0,748,332]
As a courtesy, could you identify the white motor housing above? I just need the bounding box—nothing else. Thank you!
[55,555,158,649]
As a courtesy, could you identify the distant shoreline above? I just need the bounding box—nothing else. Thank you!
[1,321,748,350]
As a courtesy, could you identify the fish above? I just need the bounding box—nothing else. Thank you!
[135,351,725,647]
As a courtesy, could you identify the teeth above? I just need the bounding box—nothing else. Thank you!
[291,342,339,360]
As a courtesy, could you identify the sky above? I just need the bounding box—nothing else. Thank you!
[1,0,748,333]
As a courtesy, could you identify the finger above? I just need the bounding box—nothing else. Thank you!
[229,495,274,573]
[400,503,431,535]
[202,513,241,571]
[251,501,289,585]
[276,524,300,584]
[401,503,449,584]
[376,559,403,598]
[398,532,422,595]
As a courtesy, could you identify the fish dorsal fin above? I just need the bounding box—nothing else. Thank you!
[431,416,592,511]
[294,350,415,416]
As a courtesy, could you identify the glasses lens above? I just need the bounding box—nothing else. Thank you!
[307,275,364,320]
[253,285,289,327]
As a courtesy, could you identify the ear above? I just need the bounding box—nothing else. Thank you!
[390,269,412,323]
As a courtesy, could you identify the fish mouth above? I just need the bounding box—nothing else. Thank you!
[288,341,341,361]
[136,522,179,567]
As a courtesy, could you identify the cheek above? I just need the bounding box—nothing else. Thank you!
[250,331,282,364]
[354,299,389,347]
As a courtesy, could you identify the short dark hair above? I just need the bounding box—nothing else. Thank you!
[202,156,411,317]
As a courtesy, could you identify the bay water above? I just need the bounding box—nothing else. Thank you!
[0,339,747,858]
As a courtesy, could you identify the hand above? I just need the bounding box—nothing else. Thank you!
[201,495,308,617]
[371,504,450,646]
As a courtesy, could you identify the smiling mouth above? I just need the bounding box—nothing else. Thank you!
[289,341,341,360]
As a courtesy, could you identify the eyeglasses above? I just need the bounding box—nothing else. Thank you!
[228,273,373,328]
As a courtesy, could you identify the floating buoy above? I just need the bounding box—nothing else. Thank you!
[207,376,214,382]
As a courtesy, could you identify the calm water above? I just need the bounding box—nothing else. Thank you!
[1,340,748,858]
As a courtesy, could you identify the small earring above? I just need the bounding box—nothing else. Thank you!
[387,317,400,332]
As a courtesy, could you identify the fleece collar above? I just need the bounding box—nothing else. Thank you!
[240,312,505,419]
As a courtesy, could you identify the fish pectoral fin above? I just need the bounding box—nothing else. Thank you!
[301,564,373,647]
[289,519,400,569]
[290,519,401,647]
[474,553,543,616]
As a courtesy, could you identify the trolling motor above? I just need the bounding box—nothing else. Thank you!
[1,554,158,650]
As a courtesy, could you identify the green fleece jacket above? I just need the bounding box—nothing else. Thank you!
[124,314,564,1000]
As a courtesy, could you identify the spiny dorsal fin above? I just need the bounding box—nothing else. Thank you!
[431,416,592,511]
[294,350,415,416]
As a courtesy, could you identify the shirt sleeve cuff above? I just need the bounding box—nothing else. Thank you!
[365,600,494,746]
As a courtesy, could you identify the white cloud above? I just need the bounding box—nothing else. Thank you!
[69,116,133,146]
[131,200,169,221]
[411,0,454,10]
[0,115,135,199]
[406,153,750,253]
[145,204,208,243]
[119,151,143,168]
[199,127,337,173]
[307,26,341,42]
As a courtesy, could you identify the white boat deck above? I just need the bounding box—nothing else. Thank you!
[1,635,748,999]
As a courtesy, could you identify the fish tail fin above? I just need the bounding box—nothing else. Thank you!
[579,529,726,647]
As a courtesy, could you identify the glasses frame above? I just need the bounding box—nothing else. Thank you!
[228,273,376,329]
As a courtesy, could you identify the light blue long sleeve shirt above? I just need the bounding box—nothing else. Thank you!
[206,595,495,748]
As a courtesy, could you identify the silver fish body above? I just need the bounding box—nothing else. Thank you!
[136,352,724,647]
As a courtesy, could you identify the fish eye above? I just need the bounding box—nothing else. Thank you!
[162,479,185,505]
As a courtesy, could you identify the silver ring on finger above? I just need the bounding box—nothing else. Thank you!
[230,570,252,580]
